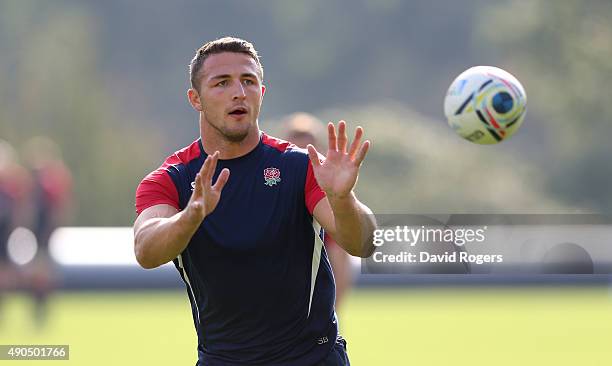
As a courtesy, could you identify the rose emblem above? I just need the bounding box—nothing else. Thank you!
[263,167,281,186]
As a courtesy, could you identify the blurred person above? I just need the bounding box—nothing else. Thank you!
[0,140,31,324]
[22,136,73,327]
[134,37,375,366]
[541,242,594,274]
[282,112,353,310]
[0,141,17,289]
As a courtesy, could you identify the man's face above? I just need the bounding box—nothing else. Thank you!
[192,52,264,142]
[286,132,317,149]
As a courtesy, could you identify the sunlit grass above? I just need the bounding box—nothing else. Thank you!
[1,287,612,365]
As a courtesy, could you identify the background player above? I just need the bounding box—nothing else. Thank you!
[281,112,354,310]
[0,140,31,325]
[23,137,73,327]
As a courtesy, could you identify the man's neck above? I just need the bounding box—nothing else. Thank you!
[199,124,261,160]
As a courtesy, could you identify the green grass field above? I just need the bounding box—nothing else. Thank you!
[1,287,612,365]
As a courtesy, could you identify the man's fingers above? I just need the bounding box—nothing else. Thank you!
[349,126,363,159]
[189,173,204,215]
[337,120,348,153]
[327,122,338,152]
[204,151,219,185]
[212,168,230,192]
[196,151,223,195]
[355,140,371,165]
[307,144,322,168]
[199,154,211,180]
[193,173,204,198]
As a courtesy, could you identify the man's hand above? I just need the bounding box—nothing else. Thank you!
[133,151,229,269]
[184,151,230,224]
[309,121,376,258]
[306,121,370,200]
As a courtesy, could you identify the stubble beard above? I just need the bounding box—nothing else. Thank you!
[204,110,251,143]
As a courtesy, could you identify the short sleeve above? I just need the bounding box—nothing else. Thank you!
[135,169,180,215]
[304,159,326,215]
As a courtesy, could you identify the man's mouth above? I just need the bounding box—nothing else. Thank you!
[228,107,248,116]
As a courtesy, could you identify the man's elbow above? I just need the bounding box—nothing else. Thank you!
[361,243,376,258]
[135,247,156,269]
[355,224,376,258]
[134,237,161,269]
[353,242,375,258]
[344,238,375,258]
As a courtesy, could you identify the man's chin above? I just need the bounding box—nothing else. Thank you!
[207,118,254,143]
[224,132,249,143]
[219,126,253,143]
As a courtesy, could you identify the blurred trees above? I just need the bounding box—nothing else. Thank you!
[478,0,612,210]
[0,2,161,225]
[81,0,493,134]
[3,0,609,225]
[268,102,568,214]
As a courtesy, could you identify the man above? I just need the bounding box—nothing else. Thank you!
[0,141,22,319]
[281,113,353,310]
[134,37,375,366]
[0,144,30,283]
[23,137,73,327]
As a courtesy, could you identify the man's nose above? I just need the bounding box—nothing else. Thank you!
[232,82,246,100]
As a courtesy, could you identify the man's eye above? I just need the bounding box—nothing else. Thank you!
[216,80,227,87]
[243,79,254,85]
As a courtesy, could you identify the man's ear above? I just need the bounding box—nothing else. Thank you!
[188,88,203,111]
[261,85,266,97]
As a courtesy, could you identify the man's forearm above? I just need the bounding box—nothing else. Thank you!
[328,193,376,258]
[134,210,201,269]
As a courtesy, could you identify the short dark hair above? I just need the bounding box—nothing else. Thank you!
[189,37,263,92]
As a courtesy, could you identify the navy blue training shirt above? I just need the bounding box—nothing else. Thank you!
[136,133,338,365]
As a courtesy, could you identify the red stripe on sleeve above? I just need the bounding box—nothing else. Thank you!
[304,159,325,215]
[135,139,202,215]
[261,133,290,152]
[135,168,179,215]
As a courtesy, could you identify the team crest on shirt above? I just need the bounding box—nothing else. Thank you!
[263,167,281,186]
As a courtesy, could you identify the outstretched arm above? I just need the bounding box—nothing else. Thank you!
[309,121,376,258]
[133,152,229,268]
